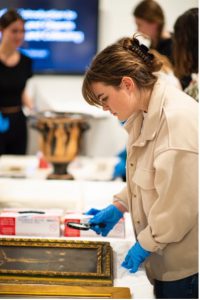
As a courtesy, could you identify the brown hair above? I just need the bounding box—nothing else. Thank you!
[150,49,173,74]
[0,8,24,29]
[133,0,165,47]
[173,8,198,77]
[82,36,162,107]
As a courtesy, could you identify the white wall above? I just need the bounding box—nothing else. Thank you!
[28,0,198,156]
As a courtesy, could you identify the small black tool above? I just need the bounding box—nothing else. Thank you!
[66,222,106,231]
[18,211,45,214]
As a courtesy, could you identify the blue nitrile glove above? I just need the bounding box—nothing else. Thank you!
[84,208,101,215]
[88,204,123,236]
[112,148,127,180]
[118,148,127,160]
[122,241,151,273]
[0,113,9,133]
[113,158,126,179]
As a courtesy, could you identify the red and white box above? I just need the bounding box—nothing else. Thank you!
[64,213,125,238]
[0,208,63,237]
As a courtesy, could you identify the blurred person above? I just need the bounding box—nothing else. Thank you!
[173,8,198,101]
[133,0,173,63]
[82,36,198,299]
[0,8,33,155]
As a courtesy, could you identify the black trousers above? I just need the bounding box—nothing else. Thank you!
[0,111,27,155]
[154,273,198,299]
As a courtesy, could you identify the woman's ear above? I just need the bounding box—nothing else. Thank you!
[121,76,135,92]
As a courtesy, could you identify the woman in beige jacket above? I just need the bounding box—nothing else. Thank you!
[82,36,198,299]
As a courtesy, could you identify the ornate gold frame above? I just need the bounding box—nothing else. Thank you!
[0,284,131,298]
[0,237,113,286]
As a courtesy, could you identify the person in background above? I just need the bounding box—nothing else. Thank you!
[173,8,198,102]
[82,36,198,299]
[132,0,173,64]
[0,8,33,155]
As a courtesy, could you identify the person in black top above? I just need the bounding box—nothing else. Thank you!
[0,8,33,155]
[132,0,173,64]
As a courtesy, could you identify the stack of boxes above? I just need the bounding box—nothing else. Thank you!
[0,209,125,238]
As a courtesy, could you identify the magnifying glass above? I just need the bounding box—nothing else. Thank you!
[66,222,106,231]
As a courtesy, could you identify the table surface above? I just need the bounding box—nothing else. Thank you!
[0,155,154,298]
[0,155,119,181]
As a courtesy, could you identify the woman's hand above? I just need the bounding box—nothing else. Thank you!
[86,204,124,236]
[122,241,151,273]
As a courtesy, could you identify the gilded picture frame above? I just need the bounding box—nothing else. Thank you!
[0,284,132,298]
[0,237,113,286]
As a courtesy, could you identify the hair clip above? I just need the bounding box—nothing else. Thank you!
[140,44,149,53]
[132,38,140,46]
[148,53,154,60]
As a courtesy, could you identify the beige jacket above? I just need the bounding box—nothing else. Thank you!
[114,79,198,281]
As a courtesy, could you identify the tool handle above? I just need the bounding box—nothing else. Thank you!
[18,211,45,214]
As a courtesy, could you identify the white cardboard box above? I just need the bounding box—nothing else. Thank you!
[64,213,125,238]
[0,208,63,237]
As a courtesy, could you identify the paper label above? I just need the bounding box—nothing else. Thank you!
[0,215,60,237]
